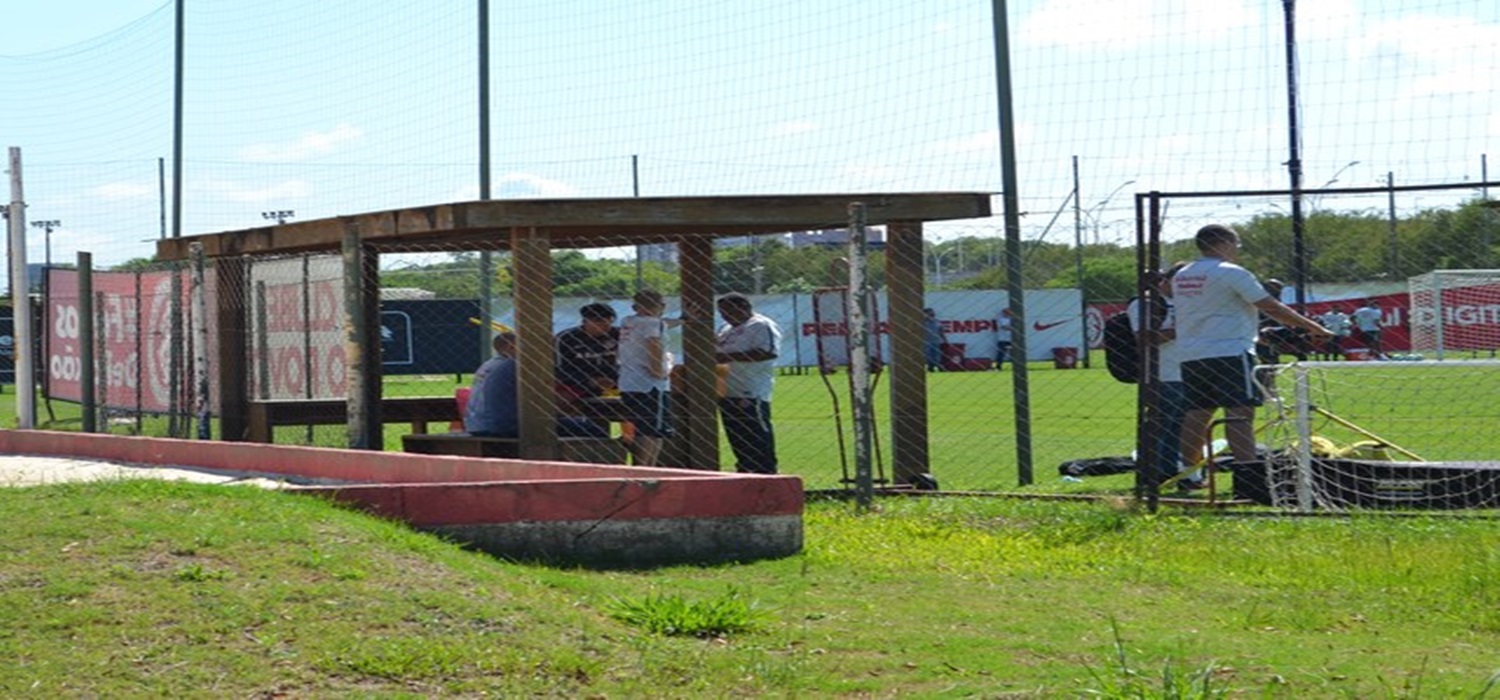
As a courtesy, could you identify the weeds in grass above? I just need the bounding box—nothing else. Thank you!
[606,589,768,638]
[172,563,227,582]
[1081,618,1229,699]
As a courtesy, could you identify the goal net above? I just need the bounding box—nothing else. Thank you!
[1407,270,1500,359]
[1250,360,1500,512]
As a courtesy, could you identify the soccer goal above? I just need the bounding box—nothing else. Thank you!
[1248,360,1500,512]
[1408,269,1500,360]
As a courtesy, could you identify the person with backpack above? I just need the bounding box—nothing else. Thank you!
[1124,262,1199,490]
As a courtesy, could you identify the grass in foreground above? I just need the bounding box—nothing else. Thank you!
[2,481,1498,697]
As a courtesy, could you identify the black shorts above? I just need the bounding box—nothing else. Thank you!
[1182,353,1262,410]
[620,389,674,438]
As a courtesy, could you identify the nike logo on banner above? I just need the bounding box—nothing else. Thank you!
[1033,320,1068,331]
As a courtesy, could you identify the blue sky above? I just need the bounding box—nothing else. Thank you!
[3,0,1497,282]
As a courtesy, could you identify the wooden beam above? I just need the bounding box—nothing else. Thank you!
[512,227,559,460]
[677,237,720,471]
[885,221,929,485]
[215,256,249,441]
[155,193,992,261]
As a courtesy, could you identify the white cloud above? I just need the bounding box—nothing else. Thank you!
[495,172,577,198]
[1350,16,1500,99]
[1021,0,1257,50]
[239,123,363,162]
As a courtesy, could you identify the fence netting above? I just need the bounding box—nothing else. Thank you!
[30,183,1500,503]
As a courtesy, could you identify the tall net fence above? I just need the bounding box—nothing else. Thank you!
[6,1,1500,500]
[1136,183,1500,509]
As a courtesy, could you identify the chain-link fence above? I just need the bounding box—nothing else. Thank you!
[1133,182,1500,510]
[27,182,1500,504]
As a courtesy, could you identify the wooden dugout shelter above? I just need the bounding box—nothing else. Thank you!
[155,192,992,479]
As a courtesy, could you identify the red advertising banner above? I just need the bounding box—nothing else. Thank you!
[251,277,346,400]
[46,268,216,412]
[1084,285,1500,355]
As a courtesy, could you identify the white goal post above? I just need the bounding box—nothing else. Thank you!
[1251,360,1500,512]
[1407,269,1500,360]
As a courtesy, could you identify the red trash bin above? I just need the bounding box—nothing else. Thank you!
[1052,346,1078,369]
[941,343,966,371]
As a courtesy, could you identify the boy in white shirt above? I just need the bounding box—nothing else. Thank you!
[617,289,676,466]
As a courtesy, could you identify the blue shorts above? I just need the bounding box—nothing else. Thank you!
[620,390,674,438]
[1182,353,1262,410]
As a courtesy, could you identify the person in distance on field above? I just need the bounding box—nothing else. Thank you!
[1352,300,1385,358]
[994,308,1014,370]
[923,308,947,372]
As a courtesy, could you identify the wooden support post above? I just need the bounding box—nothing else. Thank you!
[677,236,720,470]
[885,221,930,484]
[342,220,381,449]
[215,255,249,440]
[512,227,559,460]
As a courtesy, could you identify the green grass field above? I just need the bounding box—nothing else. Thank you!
[2,481,1498,697]
[16,356,1500,494]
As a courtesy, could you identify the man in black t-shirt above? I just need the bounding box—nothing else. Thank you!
[555,302,619,405]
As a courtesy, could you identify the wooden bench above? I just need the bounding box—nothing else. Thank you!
[401,433,628,464]
[247,397,462,443]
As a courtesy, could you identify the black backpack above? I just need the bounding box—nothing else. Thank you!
[1102,311,1138,383]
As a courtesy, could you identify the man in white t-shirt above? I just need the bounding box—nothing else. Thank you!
[1171,225,1331,471]
[715,293,783,474]
[1352,301,1384,358]
[617,289,676,466]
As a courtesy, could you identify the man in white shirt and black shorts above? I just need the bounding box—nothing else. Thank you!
[1171,225,1332,471]
[715,293,783,474]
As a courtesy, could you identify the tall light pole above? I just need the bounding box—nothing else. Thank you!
[262,210,295,225]
[31,219,60,271]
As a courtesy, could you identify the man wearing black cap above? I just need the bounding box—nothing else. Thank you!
[555,302,619,408]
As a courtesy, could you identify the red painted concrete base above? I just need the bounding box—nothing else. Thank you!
[0,430,804,567]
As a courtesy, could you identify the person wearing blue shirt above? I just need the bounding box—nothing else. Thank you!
[465,332,605,439]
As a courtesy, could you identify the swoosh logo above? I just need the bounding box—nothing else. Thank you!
[1033,320,1068,332]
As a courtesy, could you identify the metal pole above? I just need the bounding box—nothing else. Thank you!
[1072,156,1088,368]
[847,203,874,509]
[7,148,36,428]
[158,158,167,239]
[633,154,643,291]
[1386,172,1398,277]
[991,0,1032,485]
[1294,366,1314,512]
[79,253,96,433]
[1282,0,1309,310]
[477,0,495,364]
[171,0,184,239]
